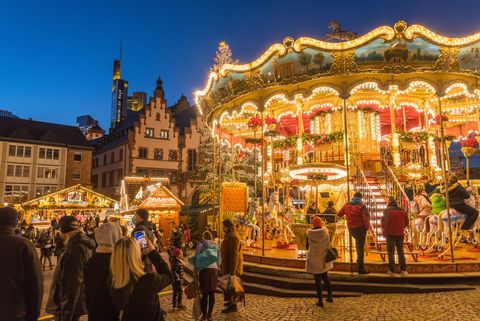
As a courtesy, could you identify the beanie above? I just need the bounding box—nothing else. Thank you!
[312,216,323,228]
[0,207,19,228]
[95,222,122,252]
[136,208,149,221]
[59,215,80,233]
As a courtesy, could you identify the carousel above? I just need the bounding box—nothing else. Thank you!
[195,20,480,273]
[21,184,118,225]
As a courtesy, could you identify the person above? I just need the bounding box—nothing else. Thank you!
[0,206,43,321]
[425,179,439,196]
[95,215,101,228]
[306,216,333,307]
[337,192,370,274]
[307,202,318,224]
[131,208,156,243]
[40,231,55,270]
[169,246,186,310]
[46,215,95,321]
[381,197,409,276]
[220,219,243,313]
[431,187,446,215]
[85,222,122,321]
[109,237,172,321]
[413,187,432,221]
[182,223,191,255]
[170,226,183,249]
[54,230,65,264]
[446,175,479,230]
[194,230,222,321]
[321,200,337,224]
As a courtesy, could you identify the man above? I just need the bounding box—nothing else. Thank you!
[46,215,94,321]
[0,207,43,321]
[446,175,479,231]
[337,192,370,274]
[220,219,243,313]
[381,197,409,276]
[131,208,155,243]
[321,200,337,224]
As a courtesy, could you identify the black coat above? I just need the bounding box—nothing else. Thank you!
[0,227,43,321]
[447,183,470,206]
[110,251,172,321]
[85,252,119,321]
[46,231,94,321]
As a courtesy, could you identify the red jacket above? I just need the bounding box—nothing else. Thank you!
[337,202,370,229]
[381,205,409,236]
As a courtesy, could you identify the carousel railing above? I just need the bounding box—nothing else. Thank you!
[383,162,410,212]
[351,158,381,244]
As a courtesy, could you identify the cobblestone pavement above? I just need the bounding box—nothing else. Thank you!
[40,266,480,321]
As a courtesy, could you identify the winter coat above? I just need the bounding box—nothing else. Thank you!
[0,227,43,321]
[41,237,54,257]
[169,256,184,283]
[195,240,222,270]
[46,231,94,321]
[446,183,470,206]
[305,227,333,274]
[431,193,446,215]
[109,251,172,321]
[381,205,409,236]
[413,194,432,219]
[221,229,243,276]
[337,199,370,229]
[84,252,119,321]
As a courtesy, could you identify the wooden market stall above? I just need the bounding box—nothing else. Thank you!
[21,184,118,224]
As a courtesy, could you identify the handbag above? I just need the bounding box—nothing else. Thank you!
[325,246,339,263]
[185,279,198,300]
[193,241,218,271]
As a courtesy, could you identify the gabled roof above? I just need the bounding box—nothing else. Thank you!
[138,184,184,208]
[0,116,92,149]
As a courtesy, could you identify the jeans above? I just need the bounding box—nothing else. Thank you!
[386,235,406,272]
[349,227,367,271]
[201,290,215,316]
[314,272,332,301]
[451,203,479,230]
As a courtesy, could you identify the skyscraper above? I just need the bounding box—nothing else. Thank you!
[110,60,129,129]
[127,91,147,112]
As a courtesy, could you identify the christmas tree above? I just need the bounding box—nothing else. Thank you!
[213,41,239,70]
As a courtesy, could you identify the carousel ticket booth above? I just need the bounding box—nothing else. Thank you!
[118,177,182,244]
[21,184,118,225]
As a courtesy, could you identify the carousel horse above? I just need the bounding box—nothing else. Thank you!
[418,214,440,250]
[245,199,261,244]
[266,191,295,245]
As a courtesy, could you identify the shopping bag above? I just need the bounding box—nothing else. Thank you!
[218,275,229,291]
[184,279,198,300]
[192,295,202,321]
[228,275,246,306]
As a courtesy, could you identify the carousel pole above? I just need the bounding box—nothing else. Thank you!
[261,112,266,257]
[212,125,218,233]
[437,96,455,263]
[253,128,258,198]
[402,105,407,131]
[218,127,223,236]
[342,96,353,274]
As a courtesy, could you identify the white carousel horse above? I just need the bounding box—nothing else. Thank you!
[418,214,440,250]
[265,191,295,244]
[245,199,261,243]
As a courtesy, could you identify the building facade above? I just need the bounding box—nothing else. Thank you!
[0,117,93,204]
[92,79,202,204]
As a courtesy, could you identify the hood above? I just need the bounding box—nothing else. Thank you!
[202,239,218,247]
[307,226,327,234]
[351,197,362,204]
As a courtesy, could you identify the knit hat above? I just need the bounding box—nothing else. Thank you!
[136,208,149,221]
[0,207,18,228]
[95,222,122,253]
[312,216,323,228]
[58,215,80,233]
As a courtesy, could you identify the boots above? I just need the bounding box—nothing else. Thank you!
[316,299,324,307]
[326,292,334,303]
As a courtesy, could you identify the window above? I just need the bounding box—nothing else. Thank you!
[15,165,22,177]
[168,171,177,184]
[40,167,58,179]
[104,155,107,165]
[53,149,59,160]
[72,171,81,180]
[188,149,197,171]
[23,166,30,178]
[6,165,14,176]
[74,152,82,161]
[102,173,107,188]
[39,148,59,160]
[152,169,164,177]
[168,150,178,161]
[46,149,53,159]
[16,146,24,157]
[111,151,115,163]
[37,167,44,178]
[25,147,31,158]
[92,175,98,188]
[35,185,56,197]
[154,149,163,160]
[119,149,123,161]
[145,128,154,137]
[8,145,16,156]
[39,148,46,159]
[4,185,29,203]
[160,130,169,139]
[155,113,161,121]
[109,171,114,186]
[138,147,148,159]
[137,168,148,177]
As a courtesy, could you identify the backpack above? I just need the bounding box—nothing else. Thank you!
[193,241,218,271]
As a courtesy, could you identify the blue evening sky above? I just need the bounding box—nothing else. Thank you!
[1,0,480,129]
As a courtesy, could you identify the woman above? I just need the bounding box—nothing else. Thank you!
[306,216,333,307]
[109,237,172,321]
[194,231,222,321]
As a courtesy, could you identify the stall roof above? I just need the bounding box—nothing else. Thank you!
[138,185,184,209]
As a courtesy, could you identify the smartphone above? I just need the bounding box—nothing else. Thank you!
[134,231,148,252]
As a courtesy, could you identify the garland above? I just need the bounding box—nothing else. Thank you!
[272,131,344,149]
[396,130,431,143]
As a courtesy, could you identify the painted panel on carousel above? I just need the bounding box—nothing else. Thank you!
[459,42,480,73]
[354,38,440,68]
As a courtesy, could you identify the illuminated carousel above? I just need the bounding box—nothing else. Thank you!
[195,21,480,273]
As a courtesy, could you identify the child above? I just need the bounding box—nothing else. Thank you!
[169,246,185,310]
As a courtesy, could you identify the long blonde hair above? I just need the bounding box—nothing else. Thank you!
[110,237,145,289]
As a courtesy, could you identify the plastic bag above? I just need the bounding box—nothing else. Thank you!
[192,295,202,320]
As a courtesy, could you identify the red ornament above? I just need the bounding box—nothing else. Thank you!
[461,137,477,148]
[248,116,262,128]
[265,116,277,125]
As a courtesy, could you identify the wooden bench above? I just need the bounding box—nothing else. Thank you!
[371,250,420,262]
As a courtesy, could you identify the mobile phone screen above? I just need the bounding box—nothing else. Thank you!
[134,231,148,251]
